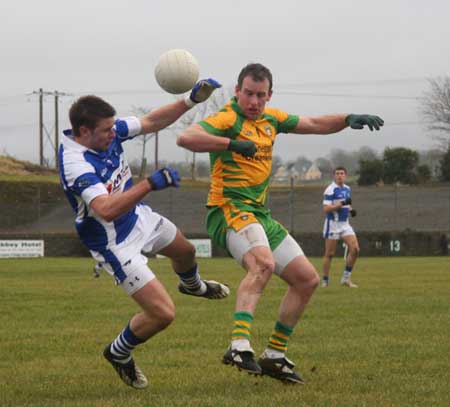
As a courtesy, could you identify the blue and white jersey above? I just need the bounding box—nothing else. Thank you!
[58,116,142,252]
[323,181,351,222]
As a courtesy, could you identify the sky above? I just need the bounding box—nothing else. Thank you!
[1,0,450,167]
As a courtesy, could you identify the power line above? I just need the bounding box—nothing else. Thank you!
[276,90,421,100]
[276,76,428,88]
[28,89,72,167]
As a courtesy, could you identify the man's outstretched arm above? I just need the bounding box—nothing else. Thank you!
[293,114,384,135]
[139,79,222,134]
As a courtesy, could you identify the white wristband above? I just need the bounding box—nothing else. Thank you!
[184,96,196,109]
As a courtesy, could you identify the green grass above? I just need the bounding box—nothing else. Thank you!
[1,257,449,407]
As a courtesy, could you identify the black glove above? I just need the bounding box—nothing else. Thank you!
[341,197,352,206]
[350,209,357,217]
[345,114,384,131]
[227,140,257,158]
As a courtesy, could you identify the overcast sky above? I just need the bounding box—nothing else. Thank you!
[1,0,450,167]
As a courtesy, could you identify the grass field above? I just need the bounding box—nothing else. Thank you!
[1,257,449,407]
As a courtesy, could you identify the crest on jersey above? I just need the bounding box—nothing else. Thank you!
[264,125,272,136]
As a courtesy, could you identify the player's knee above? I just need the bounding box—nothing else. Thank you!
[324,251,335,259]
[351,245,360,257]
[150,302,176,330]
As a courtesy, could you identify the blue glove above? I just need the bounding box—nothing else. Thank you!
[185,78,222,107]
[148,167,180,190]
[345,114,384,131]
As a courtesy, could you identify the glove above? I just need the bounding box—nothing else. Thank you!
[350,209,357,217]
[148,167,180,190]
[340,197,352,206]
[345,114,384,131]
[185,78,222,108]
[227,139,257,158]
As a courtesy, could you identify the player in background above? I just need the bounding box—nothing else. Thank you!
[177,63,383,384]
[58,79,229,390]
[321,167,359,288]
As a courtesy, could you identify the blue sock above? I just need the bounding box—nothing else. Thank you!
[323,276,329,282]
[110,324,144,364]
[177,264,205,292]
[343,266,353,280]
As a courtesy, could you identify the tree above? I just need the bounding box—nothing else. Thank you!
[383,147,419,184]
[177,86,230,180]
[357,159,384,186]
[293,156,312,174]
[416,164,431,184]
[356,146,379,162]
[420,76,450,146]
[328,148,359,173]
[131,106,158,177]
[439,144,450,181]
[315,157,333,178]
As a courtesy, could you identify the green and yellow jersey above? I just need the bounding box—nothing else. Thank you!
[199,98,299,250]
[199,97,299,207]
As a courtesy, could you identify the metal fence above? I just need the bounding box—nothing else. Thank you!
[1,183,448,235]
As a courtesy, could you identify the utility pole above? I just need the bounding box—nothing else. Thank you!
[39,88,44,166]
[54,91,59,168]
[30,89,71,168]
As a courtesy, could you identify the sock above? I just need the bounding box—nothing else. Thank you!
[231,311,254,350]
[110,323,144,364]
[177,264,206,294]
[322,276,329,283]
[342,266,353,281]
[267,321,294,355]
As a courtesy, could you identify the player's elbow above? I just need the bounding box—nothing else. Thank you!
[90,198,116,222]
[177,130,197,152]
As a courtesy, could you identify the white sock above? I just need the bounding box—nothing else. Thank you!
[263,348,285,359]
[231,339,253,352]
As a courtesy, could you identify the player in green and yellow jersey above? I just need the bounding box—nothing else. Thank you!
[177,63,384,383]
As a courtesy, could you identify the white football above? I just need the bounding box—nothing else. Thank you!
[154,49,199,94]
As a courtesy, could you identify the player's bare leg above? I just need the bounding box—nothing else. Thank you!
[258,255,319,383]
[322,239,337,287]
[158,229,229,299]
[223,245,273,375]
[104,279,175,389]
[340,234,360,288]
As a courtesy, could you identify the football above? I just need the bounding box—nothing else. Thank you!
[154,49,199,94]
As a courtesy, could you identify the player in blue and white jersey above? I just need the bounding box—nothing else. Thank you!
[321,167,360,288]
[58,79,229,389]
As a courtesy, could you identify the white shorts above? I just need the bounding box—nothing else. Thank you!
[91,205,177,295]
[323,219,355,240]
[226,223,304,276]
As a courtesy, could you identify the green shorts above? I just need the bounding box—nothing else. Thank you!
[206,201,288,252]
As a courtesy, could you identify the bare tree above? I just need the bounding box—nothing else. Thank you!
[131,106,157,178]
[421,76,450,146]
[176,86,231,180]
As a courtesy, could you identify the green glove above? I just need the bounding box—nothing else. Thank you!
[346,114,384,131]
[227,140,257,158]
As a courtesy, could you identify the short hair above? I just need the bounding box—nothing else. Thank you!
[69,95,116,137]
[237,63,273,92]
[333,166,348,174]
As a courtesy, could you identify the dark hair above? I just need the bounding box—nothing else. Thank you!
[334,166,347,174]
[69,95,116,136]
[237,63,273,92]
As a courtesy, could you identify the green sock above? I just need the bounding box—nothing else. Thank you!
[268,321,293,352]
[231,311,253,341]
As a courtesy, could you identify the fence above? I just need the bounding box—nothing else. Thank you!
[1,182,449,235]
